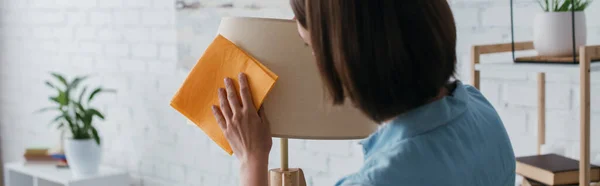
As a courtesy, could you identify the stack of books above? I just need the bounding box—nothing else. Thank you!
[23,148,68,167]
[517,154,600,186]
[24,148,54,163]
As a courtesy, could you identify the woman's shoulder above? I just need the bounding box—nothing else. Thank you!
[337,132,514,186]
[336,81,515,185]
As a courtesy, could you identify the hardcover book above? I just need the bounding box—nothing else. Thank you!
[517,154,600,185]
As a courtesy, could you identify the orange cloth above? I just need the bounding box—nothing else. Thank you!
[170,35,278,155]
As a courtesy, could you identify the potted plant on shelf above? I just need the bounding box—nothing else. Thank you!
[37,72,115,177]
[534,0,592,57]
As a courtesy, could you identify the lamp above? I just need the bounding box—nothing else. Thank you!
[195,17,378,186]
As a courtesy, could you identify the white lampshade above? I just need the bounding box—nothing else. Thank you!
[188,17,378,140]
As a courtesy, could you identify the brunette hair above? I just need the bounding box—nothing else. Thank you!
[291,0,457,122]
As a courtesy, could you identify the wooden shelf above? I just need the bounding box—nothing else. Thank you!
[515,56,600,63]
[475,62,600,74]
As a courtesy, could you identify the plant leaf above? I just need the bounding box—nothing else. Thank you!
[91,127,101,145]
[75,112,84,122]
[78,86,88,105]
[35,106,59,113]
[68,76,88,92]
[49,97,58,103]
[60,109,75,131]
[49,90,68,107]
[52,114,64,122]
[81,109,93,128]
[88,108,105,120]
[88,87,116,103]
[88,87,103,103]
[576,0,591,10]
[74,101,85,113]
[49,115,65,128]
[72,128,91,139]
[45,81,56,89]
[58,91,69,106]
[65,76,87,102]
[537,0,547,11]
[558,0,572,11]
[53,94,67,108]
[51,72,68,88]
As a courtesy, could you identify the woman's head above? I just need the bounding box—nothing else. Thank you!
[291,0,457,122]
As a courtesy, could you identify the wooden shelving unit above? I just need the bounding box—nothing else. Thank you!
[471,41,600,186]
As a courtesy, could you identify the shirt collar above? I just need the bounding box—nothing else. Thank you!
[359,81,469,155]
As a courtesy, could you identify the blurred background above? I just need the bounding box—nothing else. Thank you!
[0,0,599,185]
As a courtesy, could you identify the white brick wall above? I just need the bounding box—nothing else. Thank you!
[0,0,599,186]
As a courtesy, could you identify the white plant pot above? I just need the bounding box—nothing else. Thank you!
[64,138,102,177]
[533,12,587,57]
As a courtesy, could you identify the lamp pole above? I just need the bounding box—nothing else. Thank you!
[281,138,289,171]
[269,137,306,186]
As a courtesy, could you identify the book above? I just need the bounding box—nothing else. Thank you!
[24,148,49,156]
[517,153,600,185]
[24,150,58,164]
[522,178,578,186]
[24,156,55,161]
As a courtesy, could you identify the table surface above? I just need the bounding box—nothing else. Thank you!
[5,162,127,184]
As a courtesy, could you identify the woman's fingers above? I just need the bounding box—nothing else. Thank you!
[224,78,242,111]
[212,105,227,131]
[238,73,255,110]
[258,108,270,127]
[218,88,233,119]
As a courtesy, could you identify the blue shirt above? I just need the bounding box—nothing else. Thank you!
[335,81,515,186]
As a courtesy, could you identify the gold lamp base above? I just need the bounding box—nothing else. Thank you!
[269,168,307,186]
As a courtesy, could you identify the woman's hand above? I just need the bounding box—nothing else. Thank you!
[211,73,272,186]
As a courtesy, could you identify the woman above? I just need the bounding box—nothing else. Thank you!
[211,0,516,185]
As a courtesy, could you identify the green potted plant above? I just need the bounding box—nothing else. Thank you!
[38,72,115,177]
[534,0,593,57]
